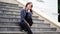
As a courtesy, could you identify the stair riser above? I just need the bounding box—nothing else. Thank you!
[0,9,21,13]
[0,15,39,20]
[0,33,27,34]
[0,22,50,26]
[0,12,20,15]
[0,27,56,31]
[0,11,39,18]
[0,9,20,12]
[0,3,18,7]
[0,4,17,6]
[32,24,50,28]
[0,14,38,18]
[0,24,50,27]
[0,4,18,7]
[0,2,18,5]
[0,21,43,23]
[31,28,56,31]
[0,32,60,34]
[0,19,44,23]
[0,28,20,31]
[0,21,43,24]
[32,26,50,28]
[0,6,22,10]
[0,7,20,13]
[0,26,50,28]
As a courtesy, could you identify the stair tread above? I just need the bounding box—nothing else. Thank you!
[0,18,44,21]
[0,2,18,5]
[0,31,26,33]
[0,5,23,8]
[0,16,39,18]
[0,22,49,24]
[0,26,55,29]
[0,9,20,12]
[0,13,39,17]
[0,13,38,17]
[0,22,45,24]
[0,31,60,33]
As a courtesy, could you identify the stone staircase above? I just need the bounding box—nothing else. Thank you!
[0,1,60,34]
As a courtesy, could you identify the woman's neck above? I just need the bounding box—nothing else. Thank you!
[25,8,28,10]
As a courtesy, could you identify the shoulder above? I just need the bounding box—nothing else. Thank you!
[21,8,26,12]
[21,8,26,14]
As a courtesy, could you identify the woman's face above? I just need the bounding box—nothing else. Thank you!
[27,4,33,10]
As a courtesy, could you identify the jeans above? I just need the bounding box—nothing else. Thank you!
[19,21,33,34]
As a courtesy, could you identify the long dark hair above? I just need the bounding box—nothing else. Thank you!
[25,2,33,13]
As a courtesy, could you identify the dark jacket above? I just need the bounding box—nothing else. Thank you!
[21,9,32,22]
[20,9,33,34]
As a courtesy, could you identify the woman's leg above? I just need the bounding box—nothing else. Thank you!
[19,22,25,31]
[24,22,33,34]
[27,18,33,26]
[20,22,33,34]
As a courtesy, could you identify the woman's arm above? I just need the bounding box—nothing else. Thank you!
[21,9,30,27]
[21,9,25,21]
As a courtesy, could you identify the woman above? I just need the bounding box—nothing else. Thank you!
[20,2,33,34]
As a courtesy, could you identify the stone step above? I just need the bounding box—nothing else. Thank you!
[0,13,39,18]
[0,16,39,20]
[0,2,18,5]
[0,20,44,23]
[0,2,22,7]
[0,22,50,27]
[0,19,44,24]
[0,18,40,23]
[32,23,50,28]
[0,2,18,7]
[0,21,44,24]
[0,22,49,25]
[0,4,23,9]
[0,19,44,23]
[0,17,40,22]
[0,17,40,19]
[0,9,20,13]
[0,11,39,16]
[0,17,40,21]
[0,31,26,34]
[0,26,56,31]
[0,23,50,28]
[31,28,56,31]
[0,4,18,8]
[0,11,20,15]
[0,31,60,34]
[0,6,22,10]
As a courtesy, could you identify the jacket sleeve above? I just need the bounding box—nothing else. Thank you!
[21,9,25,22]
[20,9,31,27]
